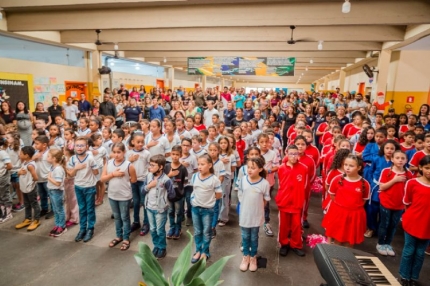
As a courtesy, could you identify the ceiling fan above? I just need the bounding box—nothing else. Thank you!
[287,26,310,45]
[94,29,118,50]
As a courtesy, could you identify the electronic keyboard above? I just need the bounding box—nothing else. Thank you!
[314,244,400,286]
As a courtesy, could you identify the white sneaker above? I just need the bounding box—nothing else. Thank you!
[385,245,396,256]
[264,223,274,237]
[376,244,388,256]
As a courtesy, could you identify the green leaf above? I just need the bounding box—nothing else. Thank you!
[171,231,193,286]
[134,242,168,286]
[184,277,206,286]
[183,258,207,285]
[198,255,234,286]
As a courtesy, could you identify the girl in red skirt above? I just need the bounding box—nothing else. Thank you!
[322,154,370,246]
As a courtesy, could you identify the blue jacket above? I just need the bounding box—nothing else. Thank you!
[149,106,166,121]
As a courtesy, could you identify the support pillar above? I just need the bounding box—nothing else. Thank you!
[88,50,101,101]
[323,77,329,91]
[201,75,207,90]
[167,67,174,90]
[339,70,346,93]
[375,49,392,101]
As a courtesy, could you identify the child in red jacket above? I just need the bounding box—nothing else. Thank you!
[276,145,308,257]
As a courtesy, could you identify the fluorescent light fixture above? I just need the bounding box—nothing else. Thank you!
[114,44,118,50]
[163,57,167,63]
[109,62,115,66]
[318,41,323,50]
[310,59,314,64]
[342,0,351,13]
[305,67,308,71]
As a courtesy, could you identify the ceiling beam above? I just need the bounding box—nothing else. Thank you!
[123,51,367,58]
[97,41,382,52]
[131,57,356,64]
[6,1,430,31]
[60,26,406,43]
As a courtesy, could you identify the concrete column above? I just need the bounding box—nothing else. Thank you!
[221,78,225,89]
[89,50,102,101]
[323,77,329,91]
[375,49,392,101]
[0,11,8,31]
[167,67,174,90]
[201,75,207,90]
[339,70,346,93]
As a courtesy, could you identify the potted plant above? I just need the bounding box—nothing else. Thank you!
[135,231,233,286]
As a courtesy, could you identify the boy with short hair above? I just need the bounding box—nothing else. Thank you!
[33,135,53,219]
[406,133,424,168]
[144,154,175,259]
[199,130,209,151]
[419,115,430,132]
[400,131,416,152]
[276,145,308,257]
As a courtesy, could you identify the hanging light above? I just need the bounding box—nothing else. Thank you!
[342,0,351,13]
[318,41,323,50]
[135,63,140,70]
[305,67,308,71]
[164,57,167,63]
[114,43,118,50]
[310,59,314,64]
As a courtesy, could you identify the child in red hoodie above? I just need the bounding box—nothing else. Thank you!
[276,145,308,257]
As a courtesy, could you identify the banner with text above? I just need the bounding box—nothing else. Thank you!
[188,57,295,76]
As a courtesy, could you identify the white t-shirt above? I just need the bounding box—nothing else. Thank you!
[90,146,107,168]
[348,100,367,110]
[51,137,65,150]
[238,175,271,228]
[47,165,65,190]
[145,133,171,157]
[35,148,51,182]
[126,148,150,181]
[180,154,198,186]
[64,104,79,121]
[261,149,279,186]
[107,159,132,201]
[163,133,181,162]
[251,129,262,144]
[76,128,91,137]
[213,158,226,179]
[19,161,37,193]
[203,108,219,127]
[103,139,113,158]
[176,129,192,139]
[190,148,207,160]
[201,142,209,151]
[67,154,98,188]
[190,173,222,208]
[0,150,11,176]
[243,134,254,148]
[220,153,236,177]
[6,147,20,174]
[187,128,200,137]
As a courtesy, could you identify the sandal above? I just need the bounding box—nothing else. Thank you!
[109,238,123,248]
[120,241,130,251]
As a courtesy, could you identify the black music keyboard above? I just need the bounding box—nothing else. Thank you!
[314,244,400,286]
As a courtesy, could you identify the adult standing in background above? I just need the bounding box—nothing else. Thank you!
[99,94,117,117]
[243,99,255,122]
[63,96,80,123]
[113,96,124,128]
[33,102,51,126]
[78,94,91,118]
[149,98,166,121]
[220,86,231,104]
[138,85,146,99]
[14,101,33,146]
[118,83,129,100]
[123,98,142,122]
[348,93,368,113]
[0,101,15,125]
[234,87,246,109]
[129,87,140,101]
[177,86,184,97]
[48,97,63,123]
[203,100,219,127]
[194,87,205,108]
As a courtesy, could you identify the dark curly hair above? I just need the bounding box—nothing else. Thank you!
[358,127,375,146]
[378,139,401,156]
[329,149,351,172]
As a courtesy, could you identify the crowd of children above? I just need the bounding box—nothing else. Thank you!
[0,102,429,285]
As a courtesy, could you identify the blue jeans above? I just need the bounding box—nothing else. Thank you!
[184,186,193,218]
[212,199,221,228]
[48,189,65,227]
[399,231,430,280]
[109,198,131,240]
[241,227,259,257]
[147,209,167,250]
[75,185,96,231]
[37,182,50,211]
[132,181,148,225]
[192,206,214,257]
[378,205,402,245]
[168,198,184,232]
[365,200,380,231]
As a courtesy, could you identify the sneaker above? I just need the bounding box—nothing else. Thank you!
[376,244,388,256]
[218,220,227,227]
[54,227,67,237]
[364,229,374,238]
[385,245,395,256]
[49,226,58,236]
[211,227,216,239]
[157,249,166,259]
[186,217,192,226]
[27,220,41,231]
[130,222,141,233]
[1,211,13,223]
[140,224,150,236]
[173,229,181,240]
[279,245,289,257]
[66,221,76,227]
[152,247,159,257]
[291,248,305,257]
[14,204,25,212]
[302,220,310,229]
[264,223,274,237]
[75,230,86,242]
[40,209,48,217]
[249,256,258,272]
[166,228,175,239]
[45,211,54,220]
[15,219,32,229]
[239,255,250,272]
[409,279,420,286]
[425,245,430,256]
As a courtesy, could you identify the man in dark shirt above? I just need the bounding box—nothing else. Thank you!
[118,84,129,100]
[48,97,63,123]
[99,94,117,117]
[78,93,91,117]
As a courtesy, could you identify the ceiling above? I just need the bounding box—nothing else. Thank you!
[1,0,430,84]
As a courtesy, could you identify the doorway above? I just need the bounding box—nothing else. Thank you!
[156,79,164,90]
[358,82,365,95]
